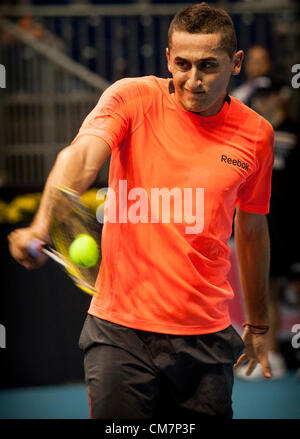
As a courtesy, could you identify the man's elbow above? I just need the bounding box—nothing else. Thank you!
[56,144,78,164]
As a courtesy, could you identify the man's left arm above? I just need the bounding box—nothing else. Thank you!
[233,206,272,378]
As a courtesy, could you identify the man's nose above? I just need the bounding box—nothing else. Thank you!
[186,67,202,89]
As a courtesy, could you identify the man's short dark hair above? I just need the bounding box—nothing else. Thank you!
[168,2,237,59]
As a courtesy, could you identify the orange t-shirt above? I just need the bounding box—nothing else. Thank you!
[72,76,274,335]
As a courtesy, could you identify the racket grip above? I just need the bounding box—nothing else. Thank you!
[27,239,44,258]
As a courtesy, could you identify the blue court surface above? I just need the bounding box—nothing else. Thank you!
[0,373,299,419]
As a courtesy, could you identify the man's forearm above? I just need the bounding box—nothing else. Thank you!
[31,136,111,238]
[30,146,86,237]
[234,211,270,325]
[30,165,58,237]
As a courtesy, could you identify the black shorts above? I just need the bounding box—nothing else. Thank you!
[78,315,244,420]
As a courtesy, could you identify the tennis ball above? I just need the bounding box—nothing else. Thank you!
[69,234,99,267]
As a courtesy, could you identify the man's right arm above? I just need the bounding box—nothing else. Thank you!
[8,135,111,269]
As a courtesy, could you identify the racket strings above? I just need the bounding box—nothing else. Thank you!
[51,198,102,293]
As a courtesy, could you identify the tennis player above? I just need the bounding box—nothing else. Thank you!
[8,3,274,419]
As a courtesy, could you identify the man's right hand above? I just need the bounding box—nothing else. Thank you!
[7,227,48,270]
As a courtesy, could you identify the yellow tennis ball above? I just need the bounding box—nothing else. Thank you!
[69,234,99,267]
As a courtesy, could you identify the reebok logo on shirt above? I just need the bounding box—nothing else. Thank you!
[221,155,249,171]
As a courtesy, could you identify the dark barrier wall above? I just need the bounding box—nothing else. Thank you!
[0,222,91,389]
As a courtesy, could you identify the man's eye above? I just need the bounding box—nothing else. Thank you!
[202,62,217,70]
[176,61,188,69]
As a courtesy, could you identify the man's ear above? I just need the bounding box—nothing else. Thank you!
[166,47,172,74]
[232,50,244,76]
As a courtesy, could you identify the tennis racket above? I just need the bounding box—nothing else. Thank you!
[27,185,103,295]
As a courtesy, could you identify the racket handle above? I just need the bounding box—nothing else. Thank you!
[27,239,44,258]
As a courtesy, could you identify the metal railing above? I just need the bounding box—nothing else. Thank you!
[0,1,299,189]
[0,17,110,189]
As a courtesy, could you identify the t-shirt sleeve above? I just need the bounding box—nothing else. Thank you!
[236,118,274,214]
[71,80,130,150]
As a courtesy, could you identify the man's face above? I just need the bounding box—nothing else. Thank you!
[166,31,243,116]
